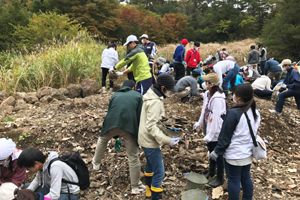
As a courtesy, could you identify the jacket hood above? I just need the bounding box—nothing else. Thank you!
[43,151,58,172]
[143,88,164,102]
[208,91,226,109]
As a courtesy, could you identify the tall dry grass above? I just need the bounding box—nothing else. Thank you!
[158,38,258,66]
[0,37,257,93]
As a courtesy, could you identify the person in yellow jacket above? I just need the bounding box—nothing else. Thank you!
[138,74,180,200]
[110,35,152,95]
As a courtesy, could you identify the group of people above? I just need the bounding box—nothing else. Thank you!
[1,34,300,200]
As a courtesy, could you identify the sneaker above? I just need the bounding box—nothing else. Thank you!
[92,161,100,170]
[131,184,146,195]
[269,109,282,115]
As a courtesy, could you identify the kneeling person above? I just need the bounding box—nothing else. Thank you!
[17,148,80,200]
[175,69,201,102]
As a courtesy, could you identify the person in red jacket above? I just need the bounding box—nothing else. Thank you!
[185,41,202,75]
[0,138,26,200]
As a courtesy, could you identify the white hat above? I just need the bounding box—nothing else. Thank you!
[123,35,138,46]
[0,138,16,160]
[140,34,149,39]
[278,59,292,67]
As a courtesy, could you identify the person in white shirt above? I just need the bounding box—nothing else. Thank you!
[212,57,240,97]
[251,75,273,98]
[101,43,119,94]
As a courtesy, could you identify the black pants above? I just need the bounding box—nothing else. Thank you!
[207,142,224,175]
[101,68,113,88]
[127,72,135,82]
[174,62,185,81]
[254,89,273,98]
[186,67,195,76]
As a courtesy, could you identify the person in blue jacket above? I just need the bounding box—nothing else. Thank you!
[173,39,188,81]
[228,74,244,89]
[269,59,300,115]
[264,59,282,82]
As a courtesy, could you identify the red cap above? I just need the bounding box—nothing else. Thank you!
[181,39,188,45]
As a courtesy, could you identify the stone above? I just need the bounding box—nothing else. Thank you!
[24,92,38,104]
[58,88,69,97]
[66,84,82,98]
[40,95,53,104]
[13,99,29,111]
[1,96,15,106]
[0,91,8,102]
[51,88,65,100]
[37,86,52,99]
[14,92,27,100]
[81,79,98,98]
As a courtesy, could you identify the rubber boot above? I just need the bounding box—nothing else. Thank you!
[205,168,216,180]
[208,174,224,188]
[151,186,163,200]
[108,88,113,94]
[102,87,106,94]
[144,172,153,198]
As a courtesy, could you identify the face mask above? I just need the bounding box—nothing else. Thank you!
[141,40,145,44]
[233,94,238,104]
[282,67,287,72]
[202,82,207,90]
[195,47,199,51]
[165,90,171,97]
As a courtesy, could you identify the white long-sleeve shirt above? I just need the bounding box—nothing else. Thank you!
[101,47,119,69]
[251,75,271,91]
[213,60,235,88]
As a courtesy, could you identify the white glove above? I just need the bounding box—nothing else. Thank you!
[116,71,123,76]
[193,122,200,130]
[282,84,287,89]
[209,151,218,161]
[169,137,180,146]
[109,68,115,73]
[170,67,174,72]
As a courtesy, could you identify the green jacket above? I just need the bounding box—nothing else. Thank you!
[115,44,152,83]
[100,86,143,141]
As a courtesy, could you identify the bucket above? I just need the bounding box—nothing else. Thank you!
[185,173,208,190]
[182,189,208,200]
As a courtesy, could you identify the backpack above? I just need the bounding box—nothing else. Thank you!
[48,151,90,190]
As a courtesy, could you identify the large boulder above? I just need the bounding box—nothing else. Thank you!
[81,79,98,98]
[66,84,82,99]
[37,86,52,99]
[24,92,38,104]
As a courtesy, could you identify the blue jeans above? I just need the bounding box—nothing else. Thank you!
[254,89,273,98]
[260,61,266,75]
[275,89,300,112]
[224,161,253,200]
[23,183,80,200]
[142,147,165,188]
[222,63,239,92]
[136,77,152,95]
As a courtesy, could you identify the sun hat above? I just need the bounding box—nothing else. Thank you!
[123,35,138,46]
[201,73,220,86]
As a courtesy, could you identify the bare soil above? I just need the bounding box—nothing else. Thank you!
[1,92,300,200]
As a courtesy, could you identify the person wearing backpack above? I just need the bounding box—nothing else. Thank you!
[193,73,226,188]
[17,148,80,200]
[209,84,261,200]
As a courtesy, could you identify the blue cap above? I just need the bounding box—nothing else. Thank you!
[192,68,201,75]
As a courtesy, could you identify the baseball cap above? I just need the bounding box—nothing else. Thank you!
[201,73,220,86]
[156,74,176,93]
[140,34,149,39]
[192,68,201,75]
[181,39,188,45]
[123,35,138,46]
[278,59,292,67]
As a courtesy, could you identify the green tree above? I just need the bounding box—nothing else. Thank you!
[0,0,31,50]
[261,0,300,61]
[12,12,82,50]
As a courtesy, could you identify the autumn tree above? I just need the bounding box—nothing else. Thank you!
[161,13,188,43]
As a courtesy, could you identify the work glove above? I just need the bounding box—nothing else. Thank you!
[116,71,123,76]
[209,151,218,161]
[278,87,286,93]
[109,68,115,73]
[182,61,187,66]
[170,67,174,71]
[199,61,203,65]
[193,122,200,130]
[114,138,122,151]
[169,137,180,146]
[282,84,287,89]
